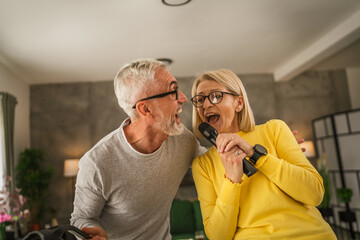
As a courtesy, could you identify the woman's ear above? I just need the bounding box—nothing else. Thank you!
[235,96,244,112]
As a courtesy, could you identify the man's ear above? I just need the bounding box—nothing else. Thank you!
[235,96,244,112]
[136,103,151,117]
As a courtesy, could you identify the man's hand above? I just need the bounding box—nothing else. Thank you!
[82,226,108,240]
[292,130,306,152]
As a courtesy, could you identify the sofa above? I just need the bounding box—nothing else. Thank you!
[170,199,208,240]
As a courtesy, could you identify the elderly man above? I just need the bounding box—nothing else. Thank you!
[70,59,206,239]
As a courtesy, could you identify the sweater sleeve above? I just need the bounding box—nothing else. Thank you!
[70,156,105,229]
[256,120,324,206]
[192,156,242,240]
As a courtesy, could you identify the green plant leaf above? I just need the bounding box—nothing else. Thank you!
[15,148,54,223]
[336,188,353,204]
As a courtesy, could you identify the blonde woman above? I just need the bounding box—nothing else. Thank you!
[191,69,336,240]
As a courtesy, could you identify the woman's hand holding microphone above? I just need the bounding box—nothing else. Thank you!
[216,133,254,183]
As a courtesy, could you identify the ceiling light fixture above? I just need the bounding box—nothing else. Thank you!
[161,0,192,7]
[156,58,173,66]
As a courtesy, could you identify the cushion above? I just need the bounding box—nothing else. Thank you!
[170,199,196,234]
[172,233,195,240]
[192,200,204,231]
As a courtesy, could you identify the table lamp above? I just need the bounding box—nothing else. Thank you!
[64,159,80,177]
[64,159,80,201]
[301,141,316,158]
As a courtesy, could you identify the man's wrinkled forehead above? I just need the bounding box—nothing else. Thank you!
[154,67,178,89]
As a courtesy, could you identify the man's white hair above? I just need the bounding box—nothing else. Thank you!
[114,58,167,119]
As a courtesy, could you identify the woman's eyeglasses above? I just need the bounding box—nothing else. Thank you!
[191,91,237,108]
[132,88,178,109]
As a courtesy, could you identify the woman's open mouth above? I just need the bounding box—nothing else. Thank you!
[206,113,220,125]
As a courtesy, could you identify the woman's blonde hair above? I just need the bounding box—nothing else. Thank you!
[192,69,255,138]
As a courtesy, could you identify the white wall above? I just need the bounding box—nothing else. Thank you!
[0,63,30,164]
[346,67,360,109]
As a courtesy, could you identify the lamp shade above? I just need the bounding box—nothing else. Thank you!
[64,159,80,177]
[302,141,316,158]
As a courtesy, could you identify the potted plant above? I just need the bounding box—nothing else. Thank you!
[337,188,353,204]
[15,148,54,230]
[316,154,333,220]
[337,187,356,239]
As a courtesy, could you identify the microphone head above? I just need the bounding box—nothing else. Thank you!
[198,122,218,139]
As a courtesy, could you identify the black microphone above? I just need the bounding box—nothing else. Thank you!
[198,122,258,177]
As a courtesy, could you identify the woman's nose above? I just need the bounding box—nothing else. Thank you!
[203,96,213,108]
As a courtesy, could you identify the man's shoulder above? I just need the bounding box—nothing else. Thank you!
[169,125,206,156]
[181,125,195,137]
[85,127,122,158]
[172,125,198,143]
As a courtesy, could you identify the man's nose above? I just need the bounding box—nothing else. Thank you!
[178,89,187,103]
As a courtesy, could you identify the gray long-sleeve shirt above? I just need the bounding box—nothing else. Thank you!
[70,119,205,239]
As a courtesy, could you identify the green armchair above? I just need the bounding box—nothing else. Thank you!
[170,199,208,240]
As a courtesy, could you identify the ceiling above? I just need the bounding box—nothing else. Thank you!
[0,0,360,84]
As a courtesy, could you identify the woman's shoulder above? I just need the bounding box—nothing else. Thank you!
[197,147,216,159]
[257,119,288,129]
[253,119,290,137]
[192,147,216,166]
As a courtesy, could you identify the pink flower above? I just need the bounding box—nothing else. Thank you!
[0,213,13,223]
[0,176,28,223]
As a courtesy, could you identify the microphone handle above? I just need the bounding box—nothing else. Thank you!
[243,158,258,177]
[200,122,257,177]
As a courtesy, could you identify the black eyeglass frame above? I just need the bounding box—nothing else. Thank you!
[191,91,238,108]
[132,88,178,109]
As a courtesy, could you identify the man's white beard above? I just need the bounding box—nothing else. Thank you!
[154,108,183,136]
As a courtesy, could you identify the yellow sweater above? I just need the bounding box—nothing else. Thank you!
[192,120,336,240]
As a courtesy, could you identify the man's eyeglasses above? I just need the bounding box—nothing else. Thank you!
[132,88,178,109]
[191,91,237,108]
